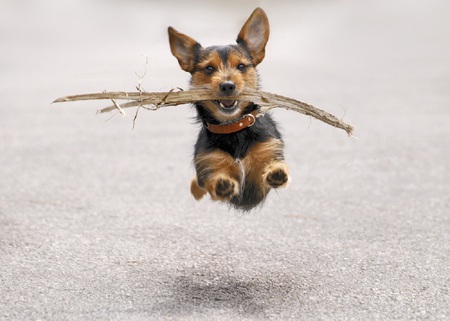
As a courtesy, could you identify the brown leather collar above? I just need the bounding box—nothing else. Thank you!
[205,110,259,134]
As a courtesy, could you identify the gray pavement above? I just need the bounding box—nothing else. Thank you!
[1,0,449,320]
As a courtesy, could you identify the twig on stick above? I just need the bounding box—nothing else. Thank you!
[132,54,149,129]
[111,99,126,116]
[54,88,353,136]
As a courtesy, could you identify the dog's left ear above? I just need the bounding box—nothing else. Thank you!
[236,7,270,66]
[168,27,202,73]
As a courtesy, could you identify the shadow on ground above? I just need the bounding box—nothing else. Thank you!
[151,267,295,318]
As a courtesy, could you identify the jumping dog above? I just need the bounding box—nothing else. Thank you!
[168,8,289,210]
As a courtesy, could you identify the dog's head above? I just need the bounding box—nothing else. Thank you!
[168,8,269,123]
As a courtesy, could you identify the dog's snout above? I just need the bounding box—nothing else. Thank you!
[219,81,236,95]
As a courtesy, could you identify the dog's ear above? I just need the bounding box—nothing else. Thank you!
[236,8,270,66]
[168,27,202,73]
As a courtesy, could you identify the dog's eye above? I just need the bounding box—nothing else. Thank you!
[237,64,247,72]
[204,66,215,75]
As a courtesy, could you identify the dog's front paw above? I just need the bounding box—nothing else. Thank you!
[264,162,289,188]
[206,174,239,201]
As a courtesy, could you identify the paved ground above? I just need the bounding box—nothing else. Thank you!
[1,0,449,320]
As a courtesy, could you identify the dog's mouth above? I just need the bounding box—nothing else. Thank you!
[216,100,238,112]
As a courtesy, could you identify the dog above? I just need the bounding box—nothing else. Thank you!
[168,8,289,211]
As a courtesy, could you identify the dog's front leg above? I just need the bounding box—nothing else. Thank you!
[263,161,290,188]
[191,149,241,202]
[243,138,290,191]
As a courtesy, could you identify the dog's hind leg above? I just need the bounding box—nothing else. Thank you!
[193,149,241,202]
[190,177,207,200]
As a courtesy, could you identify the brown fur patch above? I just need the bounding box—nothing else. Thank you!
[264,162,290,188]
[190,178,207,200]
[204,173,239,201]
[193,149,242,201]
[241,138,287,197]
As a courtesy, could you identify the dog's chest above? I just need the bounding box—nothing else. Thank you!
[209,130,255,159]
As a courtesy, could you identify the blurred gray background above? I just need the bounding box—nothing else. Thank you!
[1,0,449,320]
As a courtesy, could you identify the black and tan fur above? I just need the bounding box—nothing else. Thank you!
[168,8,289,210]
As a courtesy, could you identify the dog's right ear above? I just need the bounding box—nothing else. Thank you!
[168,27,202,73]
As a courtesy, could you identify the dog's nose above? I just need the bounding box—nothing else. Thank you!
[219,81,236,95]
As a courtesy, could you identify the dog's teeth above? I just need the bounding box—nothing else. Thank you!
[219,100,238,108]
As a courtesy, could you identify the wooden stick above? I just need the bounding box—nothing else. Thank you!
[54,88,353,135]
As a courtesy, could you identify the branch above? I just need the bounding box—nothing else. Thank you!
[54,88,353,136]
